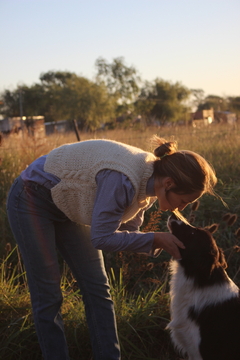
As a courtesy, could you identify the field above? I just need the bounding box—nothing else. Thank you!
[0,123,240,359]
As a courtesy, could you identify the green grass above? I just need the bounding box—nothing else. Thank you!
[0,123,240,359]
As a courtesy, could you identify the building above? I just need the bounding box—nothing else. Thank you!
[191,109,214,127]
[0,116,45,138]
[214,111,237,125]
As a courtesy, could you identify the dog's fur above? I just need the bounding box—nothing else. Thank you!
[166,214,240,360]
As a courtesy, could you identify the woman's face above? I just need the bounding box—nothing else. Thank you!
[154,176,202,212]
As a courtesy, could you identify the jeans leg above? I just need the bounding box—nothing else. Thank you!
[56,222,121,360]
[7,177,70,360]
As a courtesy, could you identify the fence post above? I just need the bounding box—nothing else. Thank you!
[73,119,80,141]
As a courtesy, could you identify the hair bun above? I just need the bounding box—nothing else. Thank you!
[154,141,177,158]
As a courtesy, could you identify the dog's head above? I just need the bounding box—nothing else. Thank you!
[167,214,227,285]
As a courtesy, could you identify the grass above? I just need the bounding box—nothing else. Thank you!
[0,123,240,359]
[0,248,177,360]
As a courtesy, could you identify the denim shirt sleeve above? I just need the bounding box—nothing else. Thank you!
[91,169,157,256]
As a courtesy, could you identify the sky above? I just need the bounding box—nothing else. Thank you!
[1,0,240,97]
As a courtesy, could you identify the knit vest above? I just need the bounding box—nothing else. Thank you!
[44,139,157,225]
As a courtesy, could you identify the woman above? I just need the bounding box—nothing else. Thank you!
[6,136,217,360]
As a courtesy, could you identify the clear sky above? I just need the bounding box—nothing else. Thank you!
[1,0,240,97]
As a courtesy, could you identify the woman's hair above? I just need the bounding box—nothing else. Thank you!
[151,135,217,197]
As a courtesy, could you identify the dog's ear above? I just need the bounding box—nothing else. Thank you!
[205,223,219,234]
[218,247,228,269]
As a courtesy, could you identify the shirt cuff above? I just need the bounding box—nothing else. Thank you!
[148,248,163,258]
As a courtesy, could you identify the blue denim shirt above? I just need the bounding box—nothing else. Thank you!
[21,155,157,255]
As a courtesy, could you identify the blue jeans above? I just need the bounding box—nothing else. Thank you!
[6,176,120,360]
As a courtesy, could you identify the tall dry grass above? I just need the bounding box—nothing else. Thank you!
[0,123,240,359]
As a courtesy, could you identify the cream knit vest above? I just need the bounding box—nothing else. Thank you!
[44,139,157,225]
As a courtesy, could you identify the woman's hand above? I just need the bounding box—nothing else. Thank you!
[153,232,185,260]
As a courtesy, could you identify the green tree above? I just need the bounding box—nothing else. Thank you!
[20,84,48,117]
[40,71,74,87]
[39,71,77,121]
[197,95,227,112]
[61,75,115,130]
[0,82,57,121]
[190,89,205,111]
[227,96,240,117]
[135,79,190,125]
[95,57,141,116]
[0,88,21,117]
[0,71,115,130]
[39,71,115,129]
[134,81,156,125]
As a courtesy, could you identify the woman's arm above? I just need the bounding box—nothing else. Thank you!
[91,170,184,259]
[91,169,155,254]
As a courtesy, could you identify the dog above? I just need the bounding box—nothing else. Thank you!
[166,214,240,360]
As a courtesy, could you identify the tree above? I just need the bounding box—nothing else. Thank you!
[95,57,141,115]
[134,81,157,125]
[190,89,205,111]
[39,71,77,121]
[197,95,227,112]
[227,96,240,117]
[0,71,115,130]
[61,75,115,130]
[40,71,74,87]
[20,84,48,117]
[39,71,115,128]
[0,88,22,117]
[0,81,59,121]
[135,79,190,125]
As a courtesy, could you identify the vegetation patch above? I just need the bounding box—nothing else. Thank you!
[0,124,240,359]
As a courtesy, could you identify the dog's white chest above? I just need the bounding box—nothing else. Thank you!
[167,262,203,359]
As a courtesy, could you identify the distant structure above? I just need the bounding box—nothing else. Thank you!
[214,111,237,125]
[191,109,237,127]
[0,116,45,138]
[45,120,71,135]
[191,109,214,127]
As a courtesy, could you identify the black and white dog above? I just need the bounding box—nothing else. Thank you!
[167,214,240,360]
